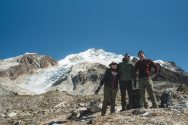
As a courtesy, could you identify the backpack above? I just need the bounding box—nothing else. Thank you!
[160,90,173,108]
[132,89,142,108]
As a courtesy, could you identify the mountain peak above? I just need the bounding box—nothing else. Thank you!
[86,48,102,52]
[58,48,186,73]
[82,48,107,56]
[58,48,123,67]
[24,52,38,55]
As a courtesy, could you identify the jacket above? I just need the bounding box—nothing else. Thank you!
[135,59,158,78]
[119,60,136,81]
[100,68,119,89]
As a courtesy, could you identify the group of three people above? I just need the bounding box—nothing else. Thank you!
[95,50,158,116]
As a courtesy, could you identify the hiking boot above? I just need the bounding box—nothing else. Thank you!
[127,104,132,110]
[150,105,158,108]
[120,109,126,112]
[101,110,106,116]
[144,103,149,109]
[111,109,116,114]
[120,108,126,112]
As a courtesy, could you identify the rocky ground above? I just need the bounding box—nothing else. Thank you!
[0,82,188,125]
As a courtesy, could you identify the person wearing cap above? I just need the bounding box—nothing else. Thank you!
[119,53,136,111]
[135,50,158,108]
[95,62,120,116]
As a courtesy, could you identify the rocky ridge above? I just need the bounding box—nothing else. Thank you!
[0,53,57,80]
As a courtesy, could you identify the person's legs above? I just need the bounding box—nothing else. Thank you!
[101,86,110,116]
[110,88,118,113]
[120,81,126,111]
[126,80,134,109]
[139,79,149,108]
[146,78,158,108]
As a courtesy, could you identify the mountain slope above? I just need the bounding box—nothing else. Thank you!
[0,48,188,95]
[0,53,57,80]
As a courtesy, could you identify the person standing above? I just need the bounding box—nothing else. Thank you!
[135,50,158,108]
[95,62,119,116]
[119,53,136,111]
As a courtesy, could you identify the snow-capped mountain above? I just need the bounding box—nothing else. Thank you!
[59,48,184,72]
[11,48,124,94]
[0,48,187,95]
[154,60,184,72]
[58,48,124,67]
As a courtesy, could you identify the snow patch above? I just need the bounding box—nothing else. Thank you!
[155,60,181,72]
[0,58,19,70]
[17,65,71,94]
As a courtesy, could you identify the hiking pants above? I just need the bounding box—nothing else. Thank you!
[119,80,134,110]
[139,77,158,108]
[101,85,118,115]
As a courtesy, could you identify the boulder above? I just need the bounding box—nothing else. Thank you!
[89,101,102,113]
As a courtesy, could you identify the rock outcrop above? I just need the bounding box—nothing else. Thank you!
[71,63,107,86]
[48,62,107,95]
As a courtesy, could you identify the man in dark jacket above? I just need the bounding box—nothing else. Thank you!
[119,53,136,111]
[95,62,119,116]
[135,50,158,108]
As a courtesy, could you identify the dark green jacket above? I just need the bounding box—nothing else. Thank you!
[119,60,136,81]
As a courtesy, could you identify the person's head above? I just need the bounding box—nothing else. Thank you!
[138,50,145,60]
[124,53,130,61]
[109,62,118,69]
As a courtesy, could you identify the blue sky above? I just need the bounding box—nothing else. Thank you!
[0,0,188,71]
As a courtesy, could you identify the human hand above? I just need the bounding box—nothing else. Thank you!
[95,87,100,95]
[151,74,156,79]
[133,82,137,88]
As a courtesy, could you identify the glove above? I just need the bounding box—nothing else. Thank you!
[95,87,101,95]
[151,74,156,79]
[133,82,137,88]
